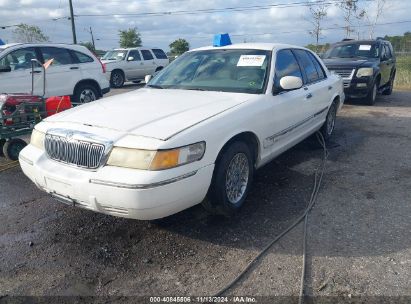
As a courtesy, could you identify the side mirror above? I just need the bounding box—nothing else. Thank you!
[280,76,303,90]
[0,66,11,73]
[127,56,134,61]
[145,75,152,83]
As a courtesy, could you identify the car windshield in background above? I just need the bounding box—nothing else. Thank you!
[149,49,271,94]
[102,50,127,60]
[323,43,379,59]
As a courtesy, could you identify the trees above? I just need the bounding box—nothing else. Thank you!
[337,0,366,38]
[12,24,49,43]
[79,42,96,53]
[119,27,142,48]
[169,39,190,56]
[306,0,329,52]
[366,0,387,39]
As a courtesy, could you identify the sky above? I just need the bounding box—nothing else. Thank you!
[0,0,410,52]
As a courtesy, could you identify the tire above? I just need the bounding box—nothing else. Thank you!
[320,101,338,142]
[202,141,254,216]
[155,67,163,73]
[364,80,378,105]
[3,138,27,161]
[382,72,395,95]
[0,139,5,157]
[110,70,125,88]
[73,84,99,105]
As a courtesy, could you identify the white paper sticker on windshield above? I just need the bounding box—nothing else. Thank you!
[359,45,372,51]
[237,55,266,67]
[117,53,124,56]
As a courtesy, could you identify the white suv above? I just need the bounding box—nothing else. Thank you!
[101,47,169,88]
[0,43,110,104]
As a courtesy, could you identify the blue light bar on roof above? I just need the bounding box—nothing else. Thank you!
[213,33,232,47]
[0,39,5,46]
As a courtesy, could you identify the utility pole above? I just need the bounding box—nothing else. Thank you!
[89,26,95,49]
[69,0,77,44]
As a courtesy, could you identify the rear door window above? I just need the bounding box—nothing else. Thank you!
[293,49,319,84]
[141,50,154,61]
[40,47,73,66]
[152,49,168,59]
[308,52,326,80]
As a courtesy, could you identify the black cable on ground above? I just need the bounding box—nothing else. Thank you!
[212,132,328,303]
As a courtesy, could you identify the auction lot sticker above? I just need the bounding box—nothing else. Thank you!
[237,55,266,66]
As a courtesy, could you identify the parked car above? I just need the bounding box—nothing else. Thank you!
[0,43,110,104]
[322,38,396,105]
[101,47,169,88]
[19,41,344,220]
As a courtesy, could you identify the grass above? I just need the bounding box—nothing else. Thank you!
[394,55,411,90]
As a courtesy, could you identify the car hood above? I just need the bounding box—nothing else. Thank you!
[45,88,251,140]
[323,58,377,69]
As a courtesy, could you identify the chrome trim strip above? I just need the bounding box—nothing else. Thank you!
[265,106,328,147]
[89,170,198,189]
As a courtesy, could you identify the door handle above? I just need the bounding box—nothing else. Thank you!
[70,67,79,70]
[306,93,313,99]
[328,86,333,90]
[30,71,41,74]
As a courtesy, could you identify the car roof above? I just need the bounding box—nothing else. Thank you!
[334,39,384,45]
[0,43,93,55]
[190,42,309,52]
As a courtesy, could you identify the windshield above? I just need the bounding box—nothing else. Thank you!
[323,43,379,59]
[149,49,271,94]
[102,50,127,60]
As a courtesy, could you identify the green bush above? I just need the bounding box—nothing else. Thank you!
[395,55,411,90]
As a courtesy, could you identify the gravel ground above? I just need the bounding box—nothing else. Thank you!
[0,87,410,303]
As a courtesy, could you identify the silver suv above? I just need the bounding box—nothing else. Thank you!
[101,47,169,88]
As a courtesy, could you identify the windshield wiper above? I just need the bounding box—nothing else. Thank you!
[147,84,164,89]
[185,88,206,91]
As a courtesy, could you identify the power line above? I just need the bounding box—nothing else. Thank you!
[73,0,370,18]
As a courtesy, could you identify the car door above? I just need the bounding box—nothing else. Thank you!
[125,50,145,79]
[39,46,82,97]
[140,49,157,75]
[0,46,43,95]
[380,44,393,86]
[263,49,313,155]
[292,49,330,128]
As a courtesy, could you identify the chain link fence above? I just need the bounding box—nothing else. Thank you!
[394,52,411,90]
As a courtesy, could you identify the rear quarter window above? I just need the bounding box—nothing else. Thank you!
[73,51,94,63]
[141,50,154,60]
[152,49,168,59]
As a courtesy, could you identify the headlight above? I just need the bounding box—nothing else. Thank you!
[356,68,373,78]
[107,142,206,170]
[31,129,45,150]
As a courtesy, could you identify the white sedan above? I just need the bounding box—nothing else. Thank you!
[19,42,344,220]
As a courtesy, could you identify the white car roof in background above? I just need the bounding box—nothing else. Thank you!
[0,43,92,53]
[191,43,308,52]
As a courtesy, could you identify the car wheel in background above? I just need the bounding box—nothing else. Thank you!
[73,84,99,105]
[382,72,395,96]
[320,101,338,142]
[364,80,378,105]
[3,138,27,161]
[110,70,125,88]
[203,141,254,216]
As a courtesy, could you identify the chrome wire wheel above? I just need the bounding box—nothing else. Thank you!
[79,88,96,103]
[225,152,249,204]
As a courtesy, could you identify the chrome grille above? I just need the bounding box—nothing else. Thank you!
[329,69,355,88]
[45,134,105,169]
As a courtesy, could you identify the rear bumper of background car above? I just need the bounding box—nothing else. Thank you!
[19,144,214,220]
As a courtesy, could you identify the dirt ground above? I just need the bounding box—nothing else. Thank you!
[0,87,410,303]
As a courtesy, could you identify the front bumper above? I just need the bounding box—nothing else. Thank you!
[19,145,214,220]
[344,77,373,99]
